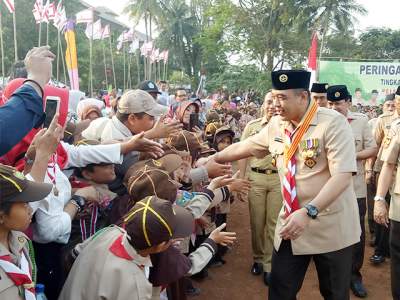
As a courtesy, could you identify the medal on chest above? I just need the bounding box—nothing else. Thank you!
[300,139,319,169]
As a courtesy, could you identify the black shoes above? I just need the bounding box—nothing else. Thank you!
[251,262,263,275]
[351,280,367,298]
[370,254,385,264]
[263,272,271,286]
[186,287,201,297]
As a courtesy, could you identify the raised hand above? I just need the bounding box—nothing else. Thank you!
[209,223,237,246]
[25,46,56,89]
[122,132,164,158]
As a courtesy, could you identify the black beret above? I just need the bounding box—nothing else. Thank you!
[385,93,395,101]
[271,70,310,90]
[311,83,328,93]
[138,80,161,94]
[327,85,350,102]
[371,89,378,94]
[396,86,400,96]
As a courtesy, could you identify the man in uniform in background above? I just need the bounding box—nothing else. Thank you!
[366,93,395,264]
[211,69,360,300]
[238,91,282,286]
[311,82,329,108]
[374,86,400,300]
[327,85,377,298]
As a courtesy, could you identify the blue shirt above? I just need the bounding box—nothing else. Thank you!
[0,84,45,156]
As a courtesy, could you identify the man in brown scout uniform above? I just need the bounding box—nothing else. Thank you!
[311,82,329,108]
[327,85,377,298]
[374,86,400,300]
[366,93,395,264]
[238,91,282,286]
[209,69,361,300]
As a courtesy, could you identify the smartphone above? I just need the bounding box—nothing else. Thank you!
[44,96,61,128]
[189,113,199,131]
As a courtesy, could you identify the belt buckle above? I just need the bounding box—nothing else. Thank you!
[266,169,272,175]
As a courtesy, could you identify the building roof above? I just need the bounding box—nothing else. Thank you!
[78,0,148,40]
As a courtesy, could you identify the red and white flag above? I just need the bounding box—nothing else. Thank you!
[53,6,67,31]
[160,50,169,63]
[85,20,103,40]
[307,32,318,88]
[129,39,140,54]
[41,0,51,23]
[32,0,44,24]
[3,0,15,13]
[47,2,56,20]
[102,24,110,39]
[76,8,94,24]
[145,41,153,53]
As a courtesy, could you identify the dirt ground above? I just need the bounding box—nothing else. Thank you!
[195,200,391,300]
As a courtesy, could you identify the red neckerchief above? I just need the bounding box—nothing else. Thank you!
[109,235,134,261]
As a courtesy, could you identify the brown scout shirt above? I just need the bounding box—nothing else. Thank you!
[59,226,153,300]
[379,119,400,222]
[374,112,399,172]
[347,111,377,198]
[243,107,361,255]
[0,231,34,300]
[241,116,277,171]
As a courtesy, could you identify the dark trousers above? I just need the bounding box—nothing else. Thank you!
[269,240,353,300]
[367,182,376,234]
[390,220,400,299]
[352,197,366,282]
[33,241,65,300]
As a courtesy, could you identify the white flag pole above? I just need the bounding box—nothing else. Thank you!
[12,11,17,62]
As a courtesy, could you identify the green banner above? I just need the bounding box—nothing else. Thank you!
[319,60,400,105]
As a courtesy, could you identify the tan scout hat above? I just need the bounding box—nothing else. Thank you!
[117,89,168,116]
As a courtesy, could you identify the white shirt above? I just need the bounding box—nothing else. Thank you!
[82,116,132,142]
[28,142,123,244]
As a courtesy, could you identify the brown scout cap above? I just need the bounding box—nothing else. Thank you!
[213,125,235,145]
[124,154,183,203]
[123,195,194,250]
[117,89,168,117]
[0,164,52,204]
[167,130,207,154]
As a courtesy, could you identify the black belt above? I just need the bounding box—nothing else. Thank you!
[251,167,277,175]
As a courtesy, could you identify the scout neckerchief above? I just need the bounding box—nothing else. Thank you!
[282,99,318,216]
[0,252,36,300]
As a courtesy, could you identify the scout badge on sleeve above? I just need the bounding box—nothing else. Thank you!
[300,138,319,169]
[383,135,392,148]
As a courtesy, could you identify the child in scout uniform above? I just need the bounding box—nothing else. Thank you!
[238,91,282,286]
[209,125,251,266]
[60,195,236,300]
[327,85,377,298]
[0,164,52,300]
[212,70,361,300]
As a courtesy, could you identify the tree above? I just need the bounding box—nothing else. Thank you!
[298,0,367,56]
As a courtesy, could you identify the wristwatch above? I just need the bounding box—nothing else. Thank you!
[70,195,86,212]
[374,195,386,202]
[304,204,319,219]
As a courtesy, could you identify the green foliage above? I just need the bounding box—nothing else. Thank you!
[1,0,392,96]
[206,65,270,95]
